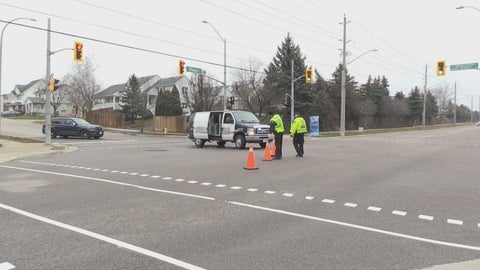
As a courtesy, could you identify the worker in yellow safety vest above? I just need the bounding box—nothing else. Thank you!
[290,112,307,157]
[269,111,284,160]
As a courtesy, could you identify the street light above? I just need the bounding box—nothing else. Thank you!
[340,49,378,136]
[456,5,480,12]
[202,20,227,111]
[0,17,36,135]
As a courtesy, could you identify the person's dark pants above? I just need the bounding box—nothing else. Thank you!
[274,132,283,159]
[293,133,305,157]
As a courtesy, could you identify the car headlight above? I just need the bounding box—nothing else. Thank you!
[247,128,255,136]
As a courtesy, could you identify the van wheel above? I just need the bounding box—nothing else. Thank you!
[259,142,266,148]
[234,135,246,149]
[217,141,226,147]
[194,139,206,147]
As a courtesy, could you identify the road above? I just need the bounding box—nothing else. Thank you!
[1,118,480,269]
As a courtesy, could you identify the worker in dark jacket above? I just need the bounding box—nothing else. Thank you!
[269,111,284,160]
[290,112,307,157]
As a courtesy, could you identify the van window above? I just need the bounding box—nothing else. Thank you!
[224,113,234,124]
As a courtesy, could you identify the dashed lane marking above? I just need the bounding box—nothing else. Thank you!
[15,161,479,228]
[0,165,480,253]
[392,210,407,216]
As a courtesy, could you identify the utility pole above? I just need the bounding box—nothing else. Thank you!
[422,64,427,129]
[453,81,457,127]
[44,18,52,145]
[290,59,294,126]
[340,15,347,136]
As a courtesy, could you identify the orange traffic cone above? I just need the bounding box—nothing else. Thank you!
[270,141,276,157]
[262,140,272,161]
[244,144,259,170]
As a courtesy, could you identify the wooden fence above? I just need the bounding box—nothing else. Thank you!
[85,108,125,128]
[153,116,187,134]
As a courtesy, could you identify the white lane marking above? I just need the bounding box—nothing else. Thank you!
[392,210,407,216]
[120,171,128,174]
[129,173,138,176]
[200,182,211,186]
[282,193,294,197]
[0,203,205,270]
[101,169,109,172]
[230,186,242,190]
[322,199,335,204]
[247,188,258,192]
[0,262,15,270]
[187,181,198,184]
[150,175,161,179]
[344,203,358,208]
[305,196,314,200]
[0,165,215,201]
[140,174,149,177]
[265,190,275,194]
[175,179,185,182]
[227,200,480,251]
[215,184,226,188]
[110,170,118,173]
[419,215,434,221]
[162,177,173,180]
[367,206,382,212]
[447,219,463,225]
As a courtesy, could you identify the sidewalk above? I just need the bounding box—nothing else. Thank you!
[0,139,76,163]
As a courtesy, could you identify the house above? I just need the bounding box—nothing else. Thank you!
[3,79,45,114]
[93,75,192,115]
[2,78,74,116]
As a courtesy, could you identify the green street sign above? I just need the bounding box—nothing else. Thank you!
[450,63,478,71]
[186,66,203,74]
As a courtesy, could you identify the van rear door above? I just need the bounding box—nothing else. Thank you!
[221,112,235,141]
[192,112,209,140]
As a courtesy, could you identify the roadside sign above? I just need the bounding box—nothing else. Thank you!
[450,63,478,71]
[186,66,203,74]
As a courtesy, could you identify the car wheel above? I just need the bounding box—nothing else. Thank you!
[51,129,57,138]
[93,136,100,139]
[62,135,69,138]
[217,141,226,147]
[259,142,266,148]
[234,135,246,149]
[80,130,90,139]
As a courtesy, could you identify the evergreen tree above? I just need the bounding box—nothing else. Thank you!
[263,33,312,126]
[120,74,148,124]
[407,87,423,126]
[155,86,183,116]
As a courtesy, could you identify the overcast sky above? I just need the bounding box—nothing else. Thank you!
[1,0,479,108]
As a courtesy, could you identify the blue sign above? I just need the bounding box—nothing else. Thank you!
[309,116,319,136]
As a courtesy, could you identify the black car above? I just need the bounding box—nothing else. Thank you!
[42,117,104,139]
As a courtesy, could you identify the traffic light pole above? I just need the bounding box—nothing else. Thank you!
[290,59,305,125]
[45,18,52,145]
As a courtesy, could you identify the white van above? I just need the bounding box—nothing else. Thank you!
[188,110,270,149]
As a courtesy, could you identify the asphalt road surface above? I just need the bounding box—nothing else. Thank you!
[1,119,480,269]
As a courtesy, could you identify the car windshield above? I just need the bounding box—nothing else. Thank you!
[232,111,260,124]
[74,118,91,126]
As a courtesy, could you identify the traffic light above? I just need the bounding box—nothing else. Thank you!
[74,41,84,62]
[284,93,291,106]
[229,96,234,105]
[436,60,446,76]
[179,59,185,76]
[305,68,313,83]
[49,77,60,92]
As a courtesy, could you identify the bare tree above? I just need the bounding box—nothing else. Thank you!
[230,57,268,116]
[185,72,222,112]
[63,57,101,117]
[431,84,452,123]
[51,84,69,116]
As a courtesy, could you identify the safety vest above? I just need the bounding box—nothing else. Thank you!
[290,116,307,134]
[270,114,284,133]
